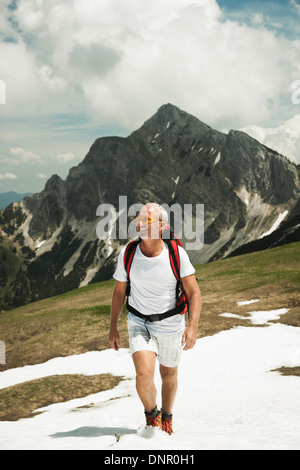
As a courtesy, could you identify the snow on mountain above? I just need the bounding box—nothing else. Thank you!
[1,103,299,308]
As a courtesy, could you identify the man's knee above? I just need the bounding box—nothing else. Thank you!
[160,365,178,382]
[133,354,155,383]
[136,368,155,387]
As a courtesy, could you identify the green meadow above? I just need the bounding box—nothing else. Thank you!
[0,241,299,421]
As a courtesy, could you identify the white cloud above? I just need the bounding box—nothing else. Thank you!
[56,152,76,163]
[36,173,47,179]
[8,147,42,164]
[74,2,298,131]
[0,172,18,180]
[1,147,78,168]
[241,114,300,164]
[38,65,66,92]
[251,13,264,26]
[290,0,300,14]
[0,0,297,127]
[0,0,300,167]
[0,41,43,114]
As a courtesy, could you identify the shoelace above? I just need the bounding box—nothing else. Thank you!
[146,414,161,428]
[162,418,173,435]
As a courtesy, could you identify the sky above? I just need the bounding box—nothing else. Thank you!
[0,0,300,194]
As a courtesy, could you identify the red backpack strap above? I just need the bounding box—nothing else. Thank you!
[165,239,189,315]
[165,239,181,281]
[162,226,183,247]
[124,240,140,277]
[124,239,141,297]
[124,239,141,298]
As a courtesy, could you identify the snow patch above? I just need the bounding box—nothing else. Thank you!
[234,186,252,208]
[214,152,221,165]
[219,308,289,325]
[237,299,260,306]
[247,308,289,325]
[1,309,300,450]
[17,204,34,248]
[79,265,99,288]
[229,187,290,253]
[171,176,180,198]
[1,290,299,452]
[61,219,97,276]
[35,239,46,249]
[259,210,288,239]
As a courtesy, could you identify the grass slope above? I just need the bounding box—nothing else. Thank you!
[0,241,299,421]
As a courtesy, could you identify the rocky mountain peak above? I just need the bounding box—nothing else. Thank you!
[130,103,211,144]
[1,104,299,308]
[44,174,64,192]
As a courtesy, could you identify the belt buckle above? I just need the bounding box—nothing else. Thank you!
[149,314,160,322]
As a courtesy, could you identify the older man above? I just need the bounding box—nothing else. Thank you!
[109,203,201,435]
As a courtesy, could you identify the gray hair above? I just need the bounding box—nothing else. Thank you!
[144,203,168,224]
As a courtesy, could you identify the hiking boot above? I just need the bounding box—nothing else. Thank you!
[161,411,173,435]
[145,406,162,429]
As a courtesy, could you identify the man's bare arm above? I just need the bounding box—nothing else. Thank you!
[109,280,127,351]
[181,274,201,351]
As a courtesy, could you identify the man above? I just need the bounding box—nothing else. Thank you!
[109,203,201,435]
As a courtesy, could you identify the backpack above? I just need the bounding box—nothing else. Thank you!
[123,228,189,322]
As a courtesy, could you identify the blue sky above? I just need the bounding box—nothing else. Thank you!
[218,0,300,39]
[0,0,300,194]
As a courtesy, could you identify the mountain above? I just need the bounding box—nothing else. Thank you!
[0,103,299,308]
[0,192,33,210]
[227,196,300,257]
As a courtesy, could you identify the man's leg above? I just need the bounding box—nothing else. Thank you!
[132,350,157,412]
[159,364,178,414]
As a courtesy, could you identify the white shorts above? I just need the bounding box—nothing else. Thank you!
[127,316,185,368]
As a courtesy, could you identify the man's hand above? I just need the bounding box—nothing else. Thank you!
[181,275,201,351]
[182,326,197,351]
[109,328,120,351]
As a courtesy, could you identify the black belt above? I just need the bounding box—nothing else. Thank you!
[126,300,183,322]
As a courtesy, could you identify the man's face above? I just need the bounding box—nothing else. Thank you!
[136,206,162,239]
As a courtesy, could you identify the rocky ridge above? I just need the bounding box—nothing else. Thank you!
[0,103,299,307]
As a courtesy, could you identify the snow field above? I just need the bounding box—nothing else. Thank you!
[0,303,300,450]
